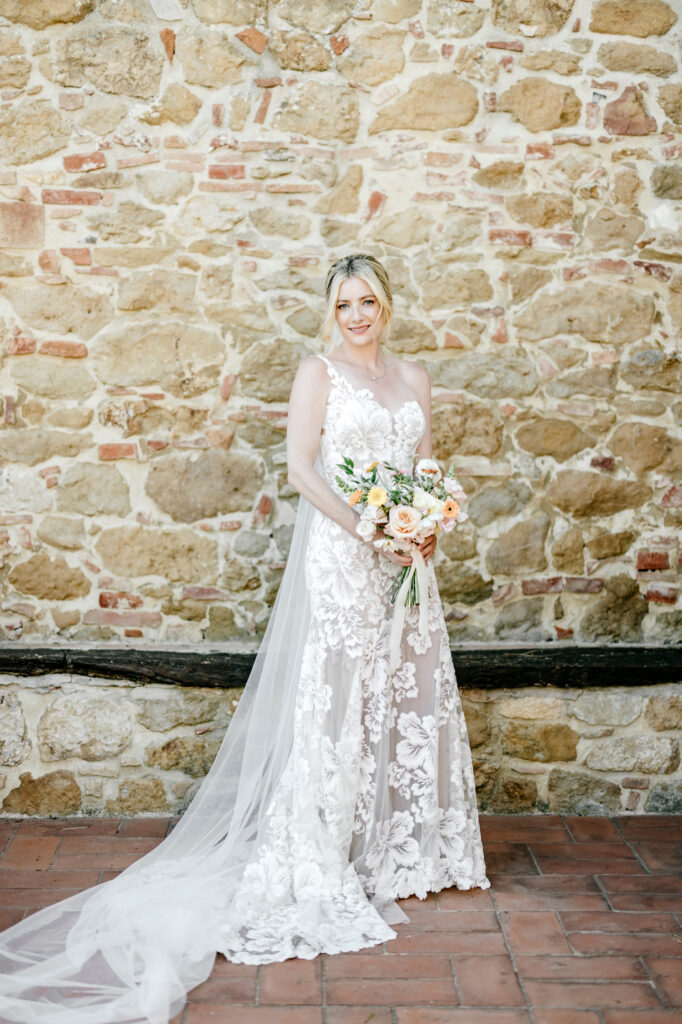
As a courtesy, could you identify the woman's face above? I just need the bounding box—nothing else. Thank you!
[334,276,383,349]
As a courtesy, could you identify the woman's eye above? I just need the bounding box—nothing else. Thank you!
[364,300,375,306]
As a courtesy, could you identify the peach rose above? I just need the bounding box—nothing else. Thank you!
[387,504,422,541]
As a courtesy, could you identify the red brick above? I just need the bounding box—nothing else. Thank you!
[523,978,663,1009]
[181,586,227,601]
[99,591,143,609]
[646,585,678,604]
[254,91,272,125]
[63,151,106,174]
[38,249,59,273]
[259,959,322,1005]
[330,34,350,55]
[42,189,101,205]
[38,465,60,479]
[555,626,574,639]
[266,183,321,193]
[159,27,175,61]
[0,201,44,248]
[7,335,36,354]
[590,456,615,471]
[208,164,246,179]
[38,340,88,358]
[454,954,525,1006]
[252,493,272,528]
[408,19,424,37]
[124,629,143,637]
[326,1010,392,1024]
[97,443,137,460]
[0,838,59,870]
[527,142,555,159]
[602,1012,682,1023]
[221,373,236,400]
[82,610,162,628]
[255,77,282,88]
[564,578,603,593]
[489,226,532,243]
[327,977,458,1006]
[364,190,386,221]
[661,485,682,508]
[633,260,673,282]
[0,513,31,524]
[186,1009,321,1024]
[487,40,524,51]
[501,911,572,954]
[60,246,91,265]
[637,551,669,571]
[212,104,224,126]
[396,1012,529,1023]
[522,577,562,595]
[237,27,268,53]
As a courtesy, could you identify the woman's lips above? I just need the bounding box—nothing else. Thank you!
[349,325,370,334]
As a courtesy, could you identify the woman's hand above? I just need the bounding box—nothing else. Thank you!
[418,534,437,563]
[365,530,413,566]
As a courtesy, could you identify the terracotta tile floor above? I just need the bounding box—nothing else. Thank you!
[0,814,680,1023]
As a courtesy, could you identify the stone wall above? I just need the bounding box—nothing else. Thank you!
[0,0,681,650]
[0,673,679,815]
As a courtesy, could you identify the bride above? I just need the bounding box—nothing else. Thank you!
[0,253,489,1024]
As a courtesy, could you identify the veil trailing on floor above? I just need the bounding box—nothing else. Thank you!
[0,489,346,1024]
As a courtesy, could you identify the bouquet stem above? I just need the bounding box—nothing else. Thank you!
[390,563,420,606]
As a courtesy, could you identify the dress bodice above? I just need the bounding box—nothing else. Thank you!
[317,356,426,491]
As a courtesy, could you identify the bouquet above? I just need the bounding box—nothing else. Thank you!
[336,456,468,669]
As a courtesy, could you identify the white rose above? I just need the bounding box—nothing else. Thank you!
[444,476,466,499]
[356,515,378,542]
[413,486,439,513]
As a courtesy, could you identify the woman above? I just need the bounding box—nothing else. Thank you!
[0,254,488,1024]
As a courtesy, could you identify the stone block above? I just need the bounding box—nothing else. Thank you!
[370,73,478,133]
[38,692,134,762]
[135,690,226,732]
[146,735,222,777]
[338,27,405,85]
[548,768,621,814]
[54,26,164,99]
[37,515,85,550]
[585,736,679,773]
[0,692,30,766]
[95,525,218,583]
[0,0,94,29]
[651,164,682,200]
[274,82,359,142]
[11,356,95,401]
[604,86,657,135]
[551,527,584,574]
[646,780,682,812]
[546,472,651,518]
[658,84,682,125]
[2,770,82,815]
[580,574,648,642]
[0,429,90,467]
[494,597,547,641]
[589,0,678,37]
[502,721,579,762]
[571,692,644,726]
[515,282,655,344]
[492,0,575,36]
[467,480,531,529]
[432,401,503,462]
[437,568,493,606]
[586,530,636,560]
[58,464,131,517]
[486,514,550,576]
[597,41,677,76]
[645,694,682,732]
[0,202,44,249]
[106,777,168,814]
[498,696,564,720]
[499,79,580,132]
[516,418,593,462]
[0,100,70,165]
[9,553,90,601]
[487,775,538,813]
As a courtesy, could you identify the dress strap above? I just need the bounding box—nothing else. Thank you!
[316,354,345,388]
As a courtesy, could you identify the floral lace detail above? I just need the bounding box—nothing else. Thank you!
[221,354,489,964]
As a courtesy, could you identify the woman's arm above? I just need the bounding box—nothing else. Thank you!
[402,362,437,561]
[286,357,366,540]
[287,356,413,566]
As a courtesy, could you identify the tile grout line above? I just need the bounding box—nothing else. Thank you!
[637,951,671,1012]
[488,879,536,1021]
[611,817,656,876]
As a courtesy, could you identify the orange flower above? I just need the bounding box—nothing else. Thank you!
[443,498,460,519]
[348,489,362,507]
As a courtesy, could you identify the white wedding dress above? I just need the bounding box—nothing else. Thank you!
[0,354,489,1024]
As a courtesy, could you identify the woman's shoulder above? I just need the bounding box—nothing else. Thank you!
[294,353,333,390]
[392,356,431,393]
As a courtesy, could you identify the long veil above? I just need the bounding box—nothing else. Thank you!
[0,491,326,1024]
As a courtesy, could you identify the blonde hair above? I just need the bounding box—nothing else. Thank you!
[322,253,393,347]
